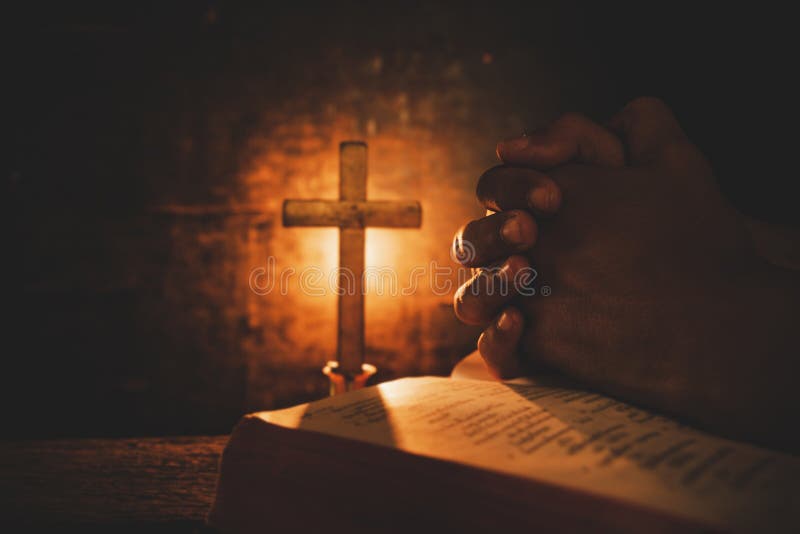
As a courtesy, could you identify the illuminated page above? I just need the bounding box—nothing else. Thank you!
[258,377,799,532]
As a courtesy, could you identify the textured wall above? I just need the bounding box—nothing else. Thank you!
[3,2,622,437]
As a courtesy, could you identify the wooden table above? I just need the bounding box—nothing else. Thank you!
[0,435,228,531]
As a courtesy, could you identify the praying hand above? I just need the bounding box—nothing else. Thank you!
[452,98,799,453]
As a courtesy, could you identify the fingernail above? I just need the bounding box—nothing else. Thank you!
[500,214,523,245]
[497,310,514,332]
[528,187,551,212]
[531,187,562,213]
[496,135,529,158]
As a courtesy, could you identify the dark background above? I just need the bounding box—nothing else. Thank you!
[2,1,795,439]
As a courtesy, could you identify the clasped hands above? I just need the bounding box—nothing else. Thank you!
[451,97,798,450]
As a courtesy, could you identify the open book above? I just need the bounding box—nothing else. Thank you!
[209,353,799,533]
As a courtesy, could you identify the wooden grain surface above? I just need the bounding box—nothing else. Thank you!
[282,199,422,228]
[0,435,227,531]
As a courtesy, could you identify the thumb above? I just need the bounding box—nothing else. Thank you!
[497,112,625,169]
[608,97,690,166]
[477,307,525,379]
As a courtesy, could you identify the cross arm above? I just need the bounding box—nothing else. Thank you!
[282,200,421,228]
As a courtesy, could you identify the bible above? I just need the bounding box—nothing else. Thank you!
[208,354,799,533]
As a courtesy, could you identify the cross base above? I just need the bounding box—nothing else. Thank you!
[322,360,377,396]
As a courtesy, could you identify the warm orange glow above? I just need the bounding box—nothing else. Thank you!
[241,111,483,373]
[365,228,400,269]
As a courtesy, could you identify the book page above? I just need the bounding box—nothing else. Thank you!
[449,350,559,385]
[449,350,495,381]
[258,376,799,532]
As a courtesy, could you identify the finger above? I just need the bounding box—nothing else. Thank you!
[452,210,537,268]
[478,307,524,379]
[453,255,534,325]
[476,165,562,216]
[607,97,689,165]
[496,113,625,169]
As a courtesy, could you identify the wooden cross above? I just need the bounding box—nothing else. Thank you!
[282,141,422,382]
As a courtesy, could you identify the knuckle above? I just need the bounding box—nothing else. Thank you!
[477,329,491,355]
[453,285,482,325]
[452,289,469,323]
[476,165,505,199]
[507,210,538,241]
[451,224,476,266]
[461,218,481,238]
